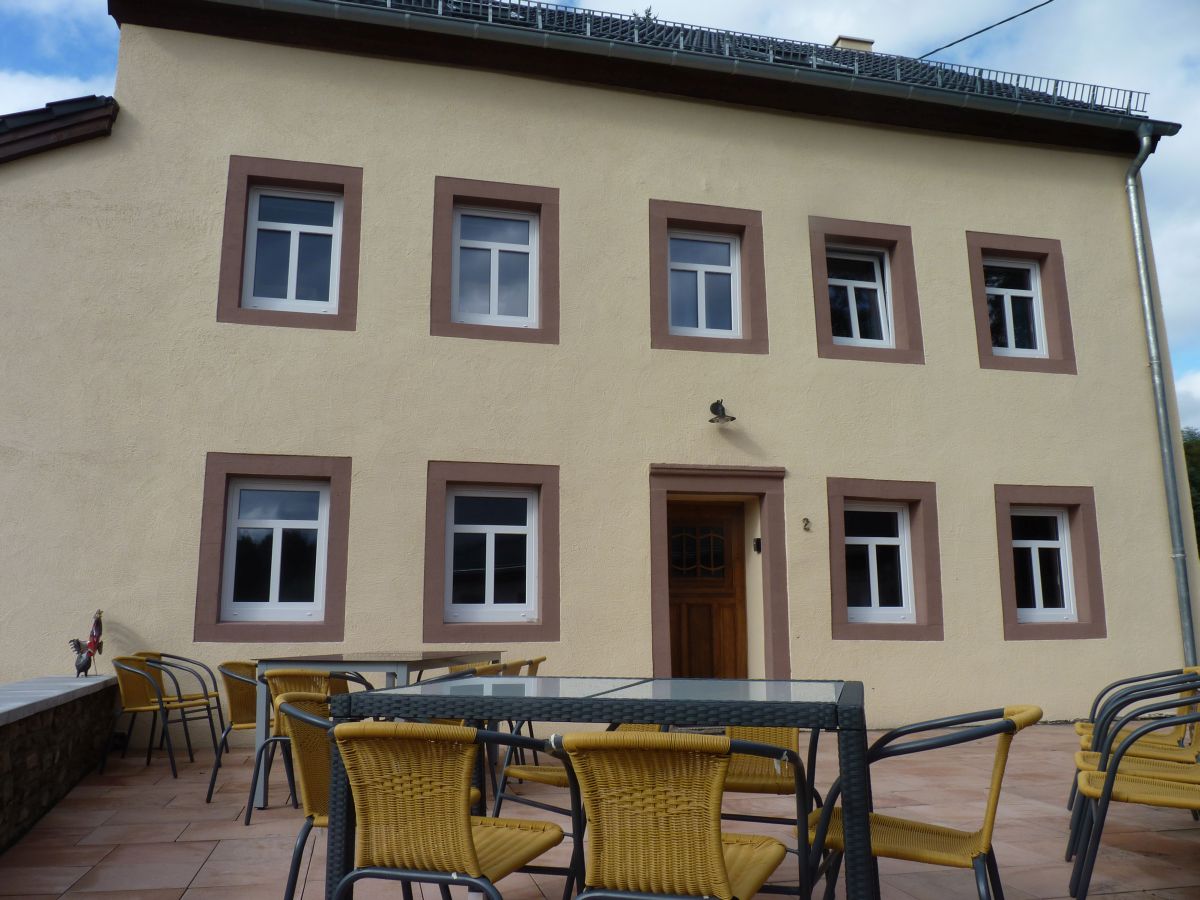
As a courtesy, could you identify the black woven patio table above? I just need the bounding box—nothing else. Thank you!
[326,675,879,899]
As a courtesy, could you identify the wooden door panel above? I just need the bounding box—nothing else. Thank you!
[668,502,747,678]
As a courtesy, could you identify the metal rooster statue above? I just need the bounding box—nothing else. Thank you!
[68,609,104,677]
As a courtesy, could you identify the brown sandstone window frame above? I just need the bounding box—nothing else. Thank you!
[827,477,944,641]
[216,155,363,331]
[649,200,769,354]
[194,452,352,643]
[994,484,1106,640]
[423,461,560,642]
[966,231,1076,374]
[430,177,560,345]
[809,217,924,365]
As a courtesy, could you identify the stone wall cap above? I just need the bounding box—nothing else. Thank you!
[0,675,116,727]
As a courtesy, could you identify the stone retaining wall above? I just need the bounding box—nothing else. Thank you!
[0,676,116,853]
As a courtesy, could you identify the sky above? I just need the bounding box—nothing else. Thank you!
[3,0,1198,427]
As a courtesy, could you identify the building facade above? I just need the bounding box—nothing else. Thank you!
[0,0,1193,723]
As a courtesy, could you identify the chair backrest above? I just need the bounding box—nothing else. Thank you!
[471,662,505,677]
[133,650,169,696]
[562,730,734,899]
[525,656,547,676]
[333,721,483,876]
[219,661,259,727]
[278,692,333,820]
[725,725,800,783]
[112,656,161,709]
[978,705,1042,850]
[500,658,527,676]
[263,669,348,736]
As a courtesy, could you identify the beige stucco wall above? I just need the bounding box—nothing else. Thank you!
[1,23,1196,724]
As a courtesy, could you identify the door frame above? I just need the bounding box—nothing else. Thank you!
[649,464,790,679]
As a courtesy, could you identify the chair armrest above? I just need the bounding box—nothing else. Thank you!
[153,658,211,700]
[219,665,258,688]
[1095,692,1200,766]
[1087,669,1182,720]
[113,660,165,703]
[161,653,219,693]
[867,708,1007,761]
[279,701,334,732]
[1091,674,1200,749]
[1093,709,1200,806]
[144,659,188,702]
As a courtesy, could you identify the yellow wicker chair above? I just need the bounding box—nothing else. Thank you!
[205,661,260,803]
[1074,668,1200,754]
[134,650,227,735]
[808,705,1042,900]
[330,721,564,900]
[1069,705,1200,899]
[101,656,218,778]
[560,729,796,900]
[277,693,332,900]
[131,650,222,766]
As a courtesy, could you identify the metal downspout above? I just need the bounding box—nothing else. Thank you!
[1126,123,1198,666]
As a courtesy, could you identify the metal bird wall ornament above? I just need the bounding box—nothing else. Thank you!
[68,609,104,677]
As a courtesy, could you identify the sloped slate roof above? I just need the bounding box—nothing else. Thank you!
[0,96,119,165]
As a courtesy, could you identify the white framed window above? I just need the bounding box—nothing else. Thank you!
[1010,506,1076,623]
[667,230,741,338]
[828,248,893,348]
[984,258,1046,358]
[444,487,538,623]
[452,207,539,327]
[844,502,915,624]
[242,187,343,314]
[220,479,331,623]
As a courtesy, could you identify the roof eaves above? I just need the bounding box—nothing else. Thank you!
[0,96,120,165]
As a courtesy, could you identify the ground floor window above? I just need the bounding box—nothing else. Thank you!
[843,501,915,624]
[445,487,538,623]
[1010,506,1075,623]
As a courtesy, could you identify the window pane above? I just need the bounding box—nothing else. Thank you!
[669,237,730,266]
[460,214,530,245]
[1013,547,1036,608]
[295,233,332,302]
[1011,295,1037,349]
[669,269,699,328]
[278,529,317,603]
[493,533,528,604]
[239,489,320,521]
[1012,514,1058,541]
[829,284,853,338]
[454,495,528,526]
[1038,548,1066,608]
[854,287,883,341]
[458,247,491,315]
[451,533,486,604]
[845,544,871,607]
[876,544,903,607]
[987,294,1008,348]
[984,265,1031,291]
[827,255,878,282]
[704,272,734,331]
[232,528,273,603]
[252,230,290,299]
[258,195,335,227]
[497,250,530,318]
[845,509,899,538]
[670,527,697,574]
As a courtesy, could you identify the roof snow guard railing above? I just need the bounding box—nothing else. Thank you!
[326,0,1149,116]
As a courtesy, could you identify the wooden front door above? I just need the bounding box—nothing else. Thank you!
[668,501,747,678]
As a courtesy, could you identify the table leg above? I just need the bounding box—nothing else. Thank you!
[253,664,269,808]
[325,736,354,900]
[838,723,880,900]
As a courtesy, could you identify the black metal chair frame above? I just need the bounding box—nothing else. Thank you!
[206,663,256,803]
[155,651,228,739]
[1068,702,1200,900]
[329,726,570,900]
[552,732,812,900]
[808,708,1019,900]
[102,659,219,779]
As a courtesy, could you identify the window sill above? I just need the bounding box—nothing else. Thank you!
[651,332,768,354]
[831,621,943,641]
[193,620,344,643]
[1003,619,1104,641]
[818,342,924,365]
[423,619,559,643]
[217,306,357,331]
[431,318,558,344]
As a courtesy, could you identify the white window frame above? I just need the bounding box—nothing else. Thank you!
[1011,506,1077,623]
[219,478,331,623]
[667,229,742,339]
[451,206,540,328]
[844,501,915,624]
[827,247,894,348]
[984,257,1046,358]
[242,186,343,315]
[444,487,539,623]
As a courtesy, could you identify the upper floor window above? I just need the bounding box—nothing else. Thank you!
[243,188,344,314]
[984,258,1045,358]
[828,248,892,348]
[667,231,741,339]
[444,487,539,624]
[220,478,331,624]
[843,502,914,624]
[452,207,539,328]
[1009,506,1075,623]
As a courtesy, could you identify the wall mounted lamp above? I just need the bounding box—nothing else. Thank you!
[708,400,736,424]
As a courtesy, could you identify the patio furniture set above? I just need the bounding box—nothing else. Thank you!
[96,651,1200,900]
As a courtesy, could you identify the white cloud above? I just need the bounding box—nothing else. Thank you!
[0,69,114,115]
[1176,372,1200,431]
